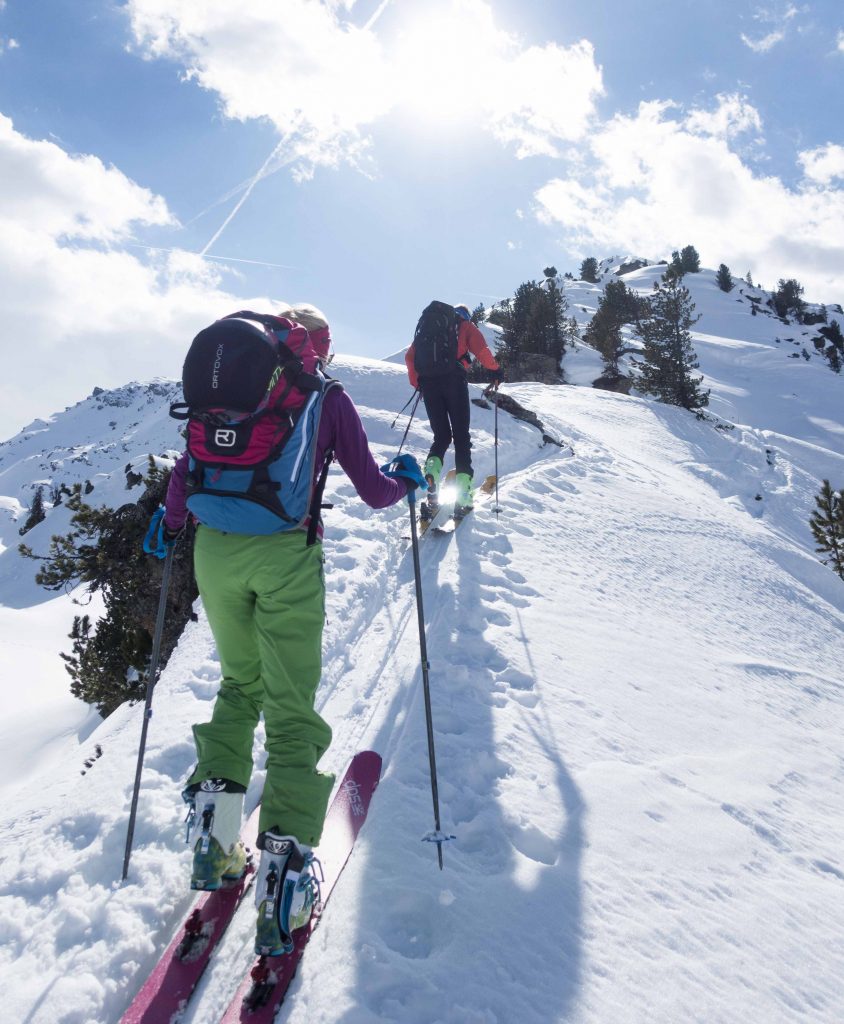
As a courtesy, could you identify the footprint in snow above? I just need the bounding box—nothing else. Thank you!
[507,820,559,866]
[497,669,534,692]
[58,812,102,851]
[188,677,219,701]
[381,894,439,960]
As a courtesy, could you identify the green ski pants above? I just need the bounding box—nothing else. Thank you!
[187,526,334,846]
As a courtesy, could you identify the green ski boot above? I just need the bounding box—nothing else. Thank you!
[454,472,474,522]
[183,779,248,891]
[420,455,443,523]
[254,831,321,956]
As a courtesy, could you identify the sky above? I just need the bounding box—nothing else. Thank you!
[0,0,843,439]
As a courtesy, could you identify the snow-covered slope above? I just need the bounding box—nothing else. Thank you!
[0,381,183,793]
[1,278,844,1023]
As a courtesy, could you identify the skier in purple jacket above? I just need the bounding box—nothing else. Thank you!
[161,303,423,957]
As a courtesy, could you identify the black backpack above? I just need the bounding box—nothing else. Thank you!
[412,301,463,379]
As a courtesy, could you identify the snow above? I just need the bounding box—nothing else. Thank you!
[1,274,843,1023]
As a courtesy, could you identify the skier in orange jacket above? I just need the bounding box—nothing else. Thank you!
[405,302,502,519]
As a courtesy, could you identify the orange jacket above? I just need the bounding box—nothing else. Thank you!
[405,319,500,389]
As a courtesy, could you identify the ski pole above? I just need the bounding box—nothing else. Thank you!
[405,487,453,869]
[492,386,501,517]
[122,532,175,881]
[391,389,419,427]
[484,383,502,517]
[392,390,421,457]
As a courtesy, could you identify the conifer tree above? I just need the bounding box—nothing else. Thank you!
[485,302,509,330]
[819,321,844,370]
[716,264,734,292]
[542,271,574,363]
[668,250,685,279]
[580,257,599,283]
[584,280,641,377]
[634,275,709,411]
[470,302,486,325]
[773,278,806,321]
[497,275,574,374]
[19,460,197,715]
[680,245,701,273]
[19,486,46,536]
[809,480,844,580]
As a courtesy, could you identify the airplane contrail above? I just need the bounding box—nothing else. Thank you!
[200,140,286,257]
[180,178,255,229]
[363,0,392,31]
[127,243,299,271]
[191,2,389,252]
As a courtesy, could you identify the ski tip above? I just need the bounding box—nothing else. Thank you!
[349,750,383,776]
[353,749,382,762]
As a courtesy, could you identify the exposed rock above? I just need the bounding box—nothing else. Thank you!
[593,374,633,395]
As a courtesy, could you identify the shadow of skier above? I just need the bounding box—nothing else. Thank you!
[326,514,585,1024]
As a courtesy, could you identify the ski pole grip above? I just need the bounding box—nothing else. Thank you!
[143,507,165,554]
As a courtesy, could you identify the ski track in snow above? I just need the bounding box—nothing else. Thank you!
[0,276,843,1023]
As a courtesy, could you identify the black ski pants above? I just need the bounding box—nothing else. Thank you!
[419,370,473,478]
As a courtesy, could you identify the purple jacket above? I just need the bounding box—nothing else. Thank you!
[164,386,409,534]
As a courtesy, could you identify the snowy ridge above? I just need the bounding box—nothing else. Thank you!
[1,279,844,1022]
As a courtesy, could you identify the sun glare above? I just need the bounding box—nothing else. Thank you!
[391,8,499,126]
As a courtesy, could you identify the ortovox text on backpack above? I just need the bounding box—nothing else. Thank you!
[169,311,341,538]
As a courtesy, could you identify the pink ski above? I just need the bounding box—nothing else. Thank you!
[220,750,383,1023]
[120,805,261,1024]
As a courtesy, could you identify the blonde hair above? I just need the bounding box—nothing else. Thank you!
[277,303,329,332]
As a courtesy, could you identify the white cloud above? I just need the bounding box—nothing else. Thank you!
[684,93,763,139]
[741,28,786,52]
[741,3,800,52]
[0,116,260,439]
[0,36,18,54]
[534,95,844,303]
[0,114,172,241]
[799,143,844,185]
[126,0,603,172]
[838,30,844,53]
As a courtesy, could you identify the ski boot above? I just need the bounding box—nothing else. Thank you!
[183,778,248,891]
[420,455,443,524]
[254,831,322,956]
[453,472,474,523]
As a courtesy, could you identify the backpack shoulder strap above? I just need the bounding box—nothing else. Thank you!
[306,446,334,547]
[304,378,343,546]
